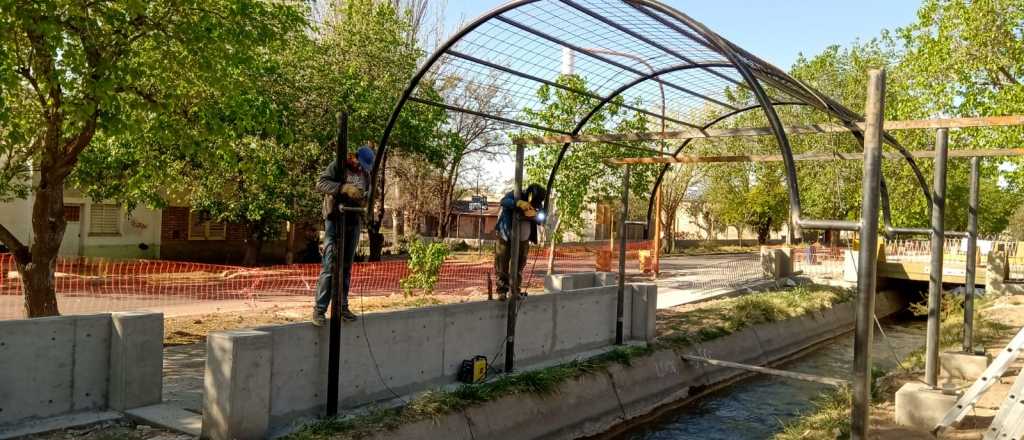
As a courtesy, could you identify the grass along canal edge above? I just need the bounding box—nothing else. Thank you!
[773,292,1019,439]
[286,283,896,440]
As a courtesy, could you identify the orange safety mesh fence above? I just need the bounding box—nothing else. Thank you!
[0,241,650,320]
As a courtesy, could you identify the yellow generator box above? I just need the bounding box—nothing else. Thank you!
[457,356,488,384]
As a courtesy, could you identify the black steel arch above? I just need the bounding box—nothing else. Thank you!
[369,0,930,239]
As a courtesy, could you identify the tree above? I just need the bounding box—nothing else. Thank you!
[430,73,511,238]
[657,165,701,253]
[0,0,304,317]
[313,0,447,261]
[520,75,655,244]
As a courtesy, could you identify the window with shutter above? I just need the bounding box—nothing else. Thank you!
[188,211,227,240]
[89,204,121,236]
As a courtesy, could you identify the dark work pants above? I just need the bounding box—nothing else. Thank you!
[495,238,529,294]
[315,214,361,313]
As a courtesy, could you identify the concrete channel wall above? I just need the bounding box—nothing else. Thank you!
[0,312,163,429]
[202,273,658,439]
[366,289,909,440]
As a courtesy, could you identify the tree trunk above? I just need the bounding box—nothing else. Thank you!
[285,221,296,265]
[367,152,389,262]
[735,225,744,247]
[392,209,403,245]
[20,181,66,317]
[368,231,385,261]
[757,224,770,245]
[242,231,263,266]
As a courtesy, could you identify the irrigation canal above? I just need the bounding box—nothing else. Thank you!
[607,318,926,439]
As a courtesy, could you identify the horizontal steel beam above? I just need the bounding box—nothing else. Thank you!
[886,227,968,237]
[680,354,849,387]
[516,115,1024,145]
[407,96,571,135]
[798,219,861,231]
[605,148,1024,165]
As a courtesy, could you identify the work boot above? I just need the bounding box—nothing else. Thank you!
[340,308,358,322]
[312,310,327,327]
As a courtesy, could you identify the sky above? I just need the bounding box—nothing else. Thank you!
[438,0,924,192]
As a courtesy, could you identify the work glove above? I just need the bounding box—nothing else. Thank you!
[340,184,364,200]
[516,200,537,218]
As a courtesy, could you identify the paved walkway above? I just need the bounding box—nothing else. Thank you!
[650,253,768,308]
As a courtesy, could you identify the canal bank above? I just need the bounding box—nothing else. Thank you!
[286,285,909,440]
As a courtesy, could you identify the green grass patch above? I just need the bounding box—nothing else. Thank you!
[657,284,854,347]
[285,345,653,440]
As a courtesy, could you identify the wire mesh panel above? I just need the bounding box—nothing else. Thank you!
[399,0,857,145]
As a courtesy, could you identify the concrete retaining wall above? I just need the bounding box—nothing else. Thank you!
[0,312,163,429]
[202,274,657,439]
[366,289,909,440]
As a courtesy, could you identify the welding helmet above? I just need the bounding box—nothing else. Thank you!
[524,184,547,209]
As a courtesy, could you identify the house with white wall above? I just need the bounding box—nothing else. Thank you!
[0,184,163,259]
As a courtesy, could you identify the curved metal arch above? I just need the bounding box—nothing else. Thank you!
[541,62,735,210]
[642,101,808,233]
[368,0,543,218]
[635,0,806,235]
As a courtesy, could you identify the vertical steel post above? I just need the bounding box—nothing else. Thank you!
[505,143,524,372]
[326,112,348,416]
[616,165,630,345]
[925,128,950,388]
[963,157,980,352]
[851,69,885,440]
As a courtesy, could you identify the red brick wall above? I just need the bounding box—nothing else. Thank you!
[159,207,302,264]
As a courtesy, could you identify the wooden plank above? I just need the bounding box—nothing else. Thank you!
[935,326,1024,434]
[514,115,1024,145]
[679,354,849,387]
[606,148,1024,165]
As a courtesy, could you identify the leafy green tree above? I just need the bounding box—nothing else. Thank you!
[520,75,655,243]
[311,0,447,260]
[0,0,304,317]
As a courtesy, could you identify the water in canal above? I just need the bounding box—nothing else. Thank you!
[611,318,926,440]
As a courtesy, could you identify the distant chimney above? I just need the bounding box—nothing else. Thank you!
[561,47,575,75]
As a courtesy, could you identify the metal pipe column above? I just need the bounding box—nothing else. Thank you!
[925,128,950,387]
[505,143,525,372]
[963,157,980,352]
[326,112,348,417]
[851,69,885,440]
[616,165,630,345]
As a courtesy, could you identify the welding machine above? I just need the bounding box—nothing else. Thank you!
[457,355,488,384]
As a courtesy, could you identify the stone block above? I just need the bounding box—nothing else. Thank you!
[594,272,618,287]
[630,284,657,342]
[940,351,989,381]
[257,323,323,426]
[109,312,163,411]
[338,306,447,407]
[843,250,859,283]
[545,273,591,292]
[894,382,960,431]
[760,247,792,280]
[202,330,273,440]
[0,315,75,425]
[72,314,111,412]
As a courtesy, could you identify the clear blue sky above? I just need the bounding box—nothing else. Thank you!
[442,0,922,71]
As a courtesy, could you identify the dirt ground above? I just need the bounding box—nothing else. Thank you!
[163,293,489,346]
[19,419,187,440]
[863,295,1024,439]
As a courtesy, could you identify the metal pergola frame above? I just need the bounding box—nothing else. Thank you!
[363,2,1024,438]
